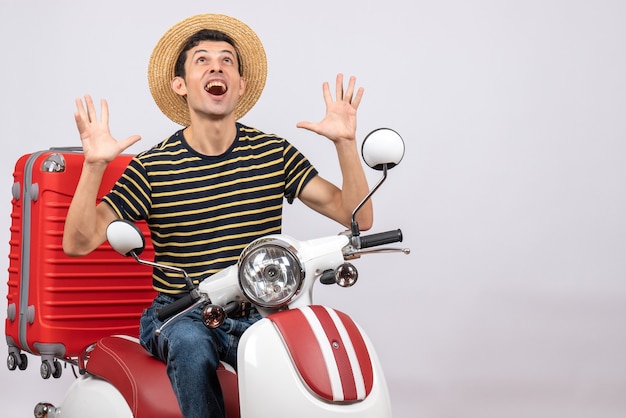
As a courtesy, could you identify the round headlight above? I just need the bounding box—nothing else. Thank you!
[238,238,304,308]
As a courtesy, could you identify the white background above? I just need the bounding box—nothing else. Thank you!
[1,1,626,417]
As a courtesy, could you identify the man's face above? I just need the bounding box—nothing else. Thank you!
[173,40,246,121]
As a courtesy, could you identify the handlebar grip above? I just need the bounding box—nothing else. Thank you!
[359,229,403,249]
[224,301,241,316]
[320,270,336,285]
[156,293,197,321]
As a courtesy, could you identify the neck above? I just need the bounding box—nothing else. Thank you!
[183,117,238,156]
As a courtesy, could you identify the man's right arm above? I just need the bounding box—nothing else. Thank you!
[62,162,119,256]
[62,95,141,256]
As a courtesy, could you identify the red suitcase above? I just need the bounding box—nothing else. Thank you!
[5,148,155,379]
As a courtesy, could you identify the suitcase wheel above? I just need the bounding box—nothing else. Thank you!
[40,359,62,379]
[7,352,28,371]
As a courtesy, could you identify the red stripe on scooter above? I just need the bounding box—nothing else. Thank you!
[269,309,334,400]
[309,306,358,400]
[269,306,374,402]
[334,309,374,396]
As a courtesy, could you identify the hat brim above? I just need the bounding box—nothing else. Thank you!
[148,14,267,126]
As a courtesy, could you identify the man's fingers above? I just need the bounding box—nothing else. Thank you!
[84,95,97,122]
[296,121,315,131]
[120,134,142,151]
[100,98,109,125]
[322,81,332,104]
[75,97,87,120]
[335,73,344,100]
[351,86,365,109]
[75,95,110,125]
[344,75,356,103]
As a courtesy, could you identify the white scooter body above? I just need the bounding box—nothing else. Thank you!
[50,236,393,418]
[205,234,392,417]
[238,314,392,417]
[55,318,391,418]
[54,375,133,418]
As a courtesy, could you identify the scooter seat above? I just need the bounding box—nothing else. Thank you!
[86,335,240,418]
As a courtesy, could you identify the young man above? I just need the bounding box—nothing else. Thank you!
[63,14,373,418]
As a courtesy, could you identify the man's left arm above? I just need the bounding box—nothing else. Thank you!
[296,73,373,230]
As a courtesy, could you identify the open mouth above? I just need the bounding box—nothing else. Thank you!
[205,81,227,96]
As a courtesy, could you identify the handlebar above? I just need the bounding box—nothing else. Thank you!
[155,230,404,319]
[156,293,198,321]
[359,229,403,249]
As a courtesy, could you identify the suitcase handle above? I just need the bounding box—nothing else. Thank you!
[48,146,83,152]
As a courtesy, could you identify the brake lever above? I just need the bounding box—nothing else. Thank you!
[344,246,410,260]
[155,295,209,336]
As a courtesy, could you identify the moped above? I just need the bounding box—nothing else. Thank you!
[34,127,409,418]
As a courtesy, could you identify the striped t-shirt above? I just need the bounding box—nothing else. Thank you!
[102,123,318,294]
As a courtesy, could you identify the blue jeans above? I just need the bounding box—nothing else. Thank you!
[139,293,260,418]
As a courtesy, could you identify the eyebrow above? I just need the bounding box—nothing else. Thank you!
[191,48,236,58]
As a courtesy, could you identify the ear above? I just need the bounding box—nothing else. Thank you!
[239,77,247,98]
[171,76,187,97]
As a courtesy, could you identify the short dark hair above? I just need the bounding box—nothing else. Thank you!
[174,29,243,78]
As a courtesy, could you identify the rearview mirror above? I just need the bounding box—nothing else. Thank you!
[361,128,405,171]
[106,219,145,257]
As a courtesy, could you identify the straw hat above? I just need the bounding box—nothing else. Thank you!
[148,14,267,126]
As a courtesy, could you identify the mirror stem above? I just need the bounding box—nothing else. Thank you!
[350,164,389,238]
[130,251,196,290]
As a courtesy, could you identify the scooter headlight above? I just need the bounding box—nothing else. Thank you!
[238,238,304,308]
